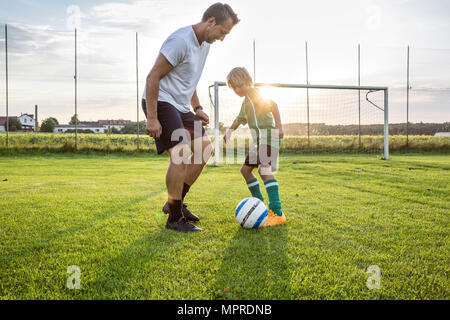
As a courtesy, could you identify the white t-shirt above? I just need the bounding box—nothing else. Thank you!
[143,25,210,113]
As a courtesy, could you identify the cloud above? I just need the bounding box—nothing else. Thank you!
[85,0,203,35]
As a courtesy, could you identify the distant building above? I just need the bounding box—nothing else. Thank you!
[434,132,450,137]
[0,116,18,132]
[19,113,36,131]
[54,119,132,134]
[54,124,108,133]
[97,120,131,131]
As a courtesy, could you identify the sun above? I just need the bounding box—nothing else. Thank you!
[257,85,280,101]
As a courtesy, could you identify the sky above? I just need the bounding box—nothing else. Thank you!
[0,0,449,125]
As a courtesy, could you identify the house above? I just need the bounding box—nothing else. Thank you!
[54,123,108,133]
[0,117,7,132]
[53,120,133,134]
[0,116,18,132]
[434,132,450,137]
[18,113,36,131]
[97,120,132,131]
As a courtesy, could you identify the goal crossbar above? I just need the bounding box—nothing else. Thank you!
[209,81,389,162]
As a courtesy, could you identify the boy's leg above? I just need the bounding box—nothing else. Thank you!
[259,164,282,216]
[241,164,264,202]
[258,144,285,227]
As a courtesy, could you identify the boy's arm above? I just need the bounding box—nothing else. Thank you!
[271,103,284,139]
[224,120,241,144]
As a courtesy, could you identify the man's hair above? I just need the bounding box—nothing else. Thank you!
[226,67,253,89]
[202,3,240,25]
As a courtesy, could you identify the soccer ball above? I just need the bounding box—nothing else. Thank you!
[235,197,268,229]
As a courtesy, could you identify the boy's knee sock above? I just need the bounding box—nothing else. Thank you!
[247,178,264,202]
[264,179,282,216]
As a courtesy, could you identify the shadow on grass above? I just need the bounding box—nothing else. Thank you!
[81,227,197,299]
[0,189,166,268]
[209,225,291,300]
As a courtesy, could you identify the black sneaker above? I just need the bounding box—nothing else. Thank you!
[162,201,200,222]
[165,217,203,232]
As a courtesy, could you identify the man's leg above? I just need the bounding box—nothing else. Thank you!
[165,142,203,232]
[162,135,212,221]
[184,135,213,188]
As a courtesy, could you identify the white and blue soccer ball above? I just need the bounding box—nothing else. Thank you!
[235,197,268,229]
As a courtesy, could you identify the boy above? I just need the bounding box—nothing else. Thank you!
[223,67,286,227]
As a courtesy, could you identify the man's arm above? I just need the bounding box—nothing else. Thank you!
[145,53,174,138]
[190,89,201,109]
[191,89,209,126]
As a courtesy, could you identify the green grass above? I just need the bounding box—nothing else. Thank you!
[1,132,449,154]
[0,153,448,299]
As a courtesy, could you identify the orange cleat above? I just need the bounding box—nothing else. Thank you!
[264,210,286,227]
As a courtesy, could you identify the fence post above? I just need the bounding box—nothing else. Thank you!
[384,89,389,160]
[406,45,410,148]
[136,32,140,151]
[214,82,220,164]
[358,43,361,147]
[35,105,38,132]
[305,41,310,147]
[5,24,9,147]
[74,28,78,149]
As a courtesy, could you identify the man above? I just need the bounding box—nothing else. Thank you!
[143,3,239,232]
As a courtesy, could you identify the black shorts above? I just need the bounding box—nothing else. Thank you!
[142,99,206,155]
[244,144,279,172]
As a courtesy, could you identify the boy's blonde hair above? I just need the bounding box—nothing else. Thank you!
[226,67,253,89]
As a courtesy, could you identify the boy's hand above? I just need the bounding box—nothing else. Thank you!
[195,109,209,126]
[223,130,231,144]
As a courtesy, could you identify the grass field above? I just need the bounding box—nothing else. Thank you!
[1,132,449,153]
[0,152,448,299]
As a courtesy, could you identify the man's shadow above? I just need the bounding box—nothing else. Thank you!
[209,224,290,299]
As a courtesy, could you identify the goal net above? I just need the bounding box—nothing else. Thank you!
[208,82,389,163]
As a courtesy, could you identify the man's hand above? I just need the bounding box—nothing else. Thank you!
[276,127,284,139]
[146,118,162,139]
[195,109,209,126]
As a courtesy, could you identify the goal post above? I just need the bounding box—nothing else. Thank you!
[210,81,389,163]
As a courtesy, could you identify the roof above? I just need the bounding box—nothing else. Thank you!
[0,116,18,126]
[19,113,34,119]
[79,121,101,126]
[98,120,131,125]
[55,124,105,129]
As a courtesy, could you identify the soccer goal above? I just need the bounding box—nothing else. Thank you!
[208,82,389,163]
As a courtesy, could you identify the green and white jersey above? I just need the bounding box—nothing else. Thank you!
[235,88,279,147]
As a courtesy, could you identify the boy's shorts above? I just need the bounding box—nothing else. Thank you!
[142,99,206,155]
[244,144,279,172]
